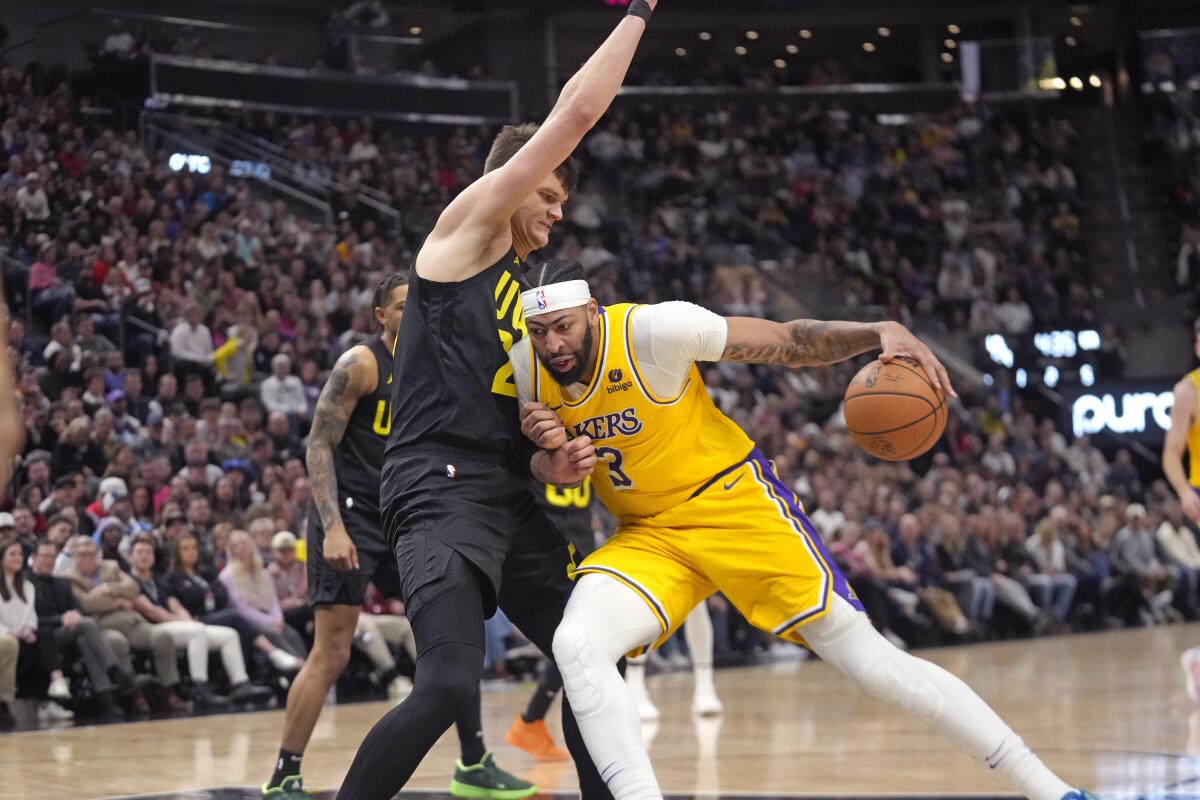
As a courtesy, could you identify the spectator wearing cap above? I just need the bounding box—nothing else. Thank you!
[266,531,310,635]
[16,170,49,221]
[169,306,215,386]
[219,530,307,665]
[1114,503,1177,624]
[0,513,15,550]
[260,354,307,419]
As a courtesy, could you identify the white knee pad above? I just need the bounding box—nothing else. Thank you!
[552,622,607,718]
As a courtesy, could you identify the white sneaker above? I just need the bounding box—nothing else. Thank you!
[40,701,74,722]
[627,679,660,721]
[387,675,413,701]
[667,651,691,670]
[47,676,71,701]
[691,685,723,717]
[269,649,303,674]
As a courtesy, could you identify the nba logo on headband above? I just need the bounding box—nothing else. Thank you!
[536,289,548,310]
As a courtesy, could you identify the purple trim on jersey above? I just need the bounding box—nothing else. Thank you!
[749,448,866,618]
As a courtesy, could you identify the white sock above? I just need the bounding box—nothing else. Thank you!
[683,603,716,696]
[554,575,666,800]
[804,596,1073,800]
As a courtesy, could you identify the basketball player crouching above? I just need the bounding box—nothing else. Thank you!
[515,265,1100,800]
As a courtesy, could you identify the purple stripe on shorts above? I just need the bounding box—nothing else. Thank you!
[750,449,865,615]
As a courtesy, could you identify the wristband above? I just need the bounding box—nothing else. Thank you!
[625,0,652,22]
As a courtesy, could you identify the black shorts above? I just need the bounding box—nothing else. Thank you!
[382,450,575,617]
[307,501,402,607]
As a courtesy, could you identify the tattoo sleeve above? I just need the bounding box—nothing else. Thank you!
[307,352,358,532]
[723,320,881,367]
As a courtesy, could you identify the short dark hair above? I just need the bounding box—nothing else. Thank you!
[484,123,578,194]
[35,540,58,555]
[524,258,586,290]
[47,514,76,534]
[129,534,157,553]
[374,273,408,311]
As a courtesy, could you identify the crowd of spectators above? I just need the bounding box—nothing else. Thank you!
[0,53,1195,733]
[1142,38,1200,316]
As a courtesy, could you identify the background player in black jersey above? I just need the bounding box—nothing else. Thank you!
[263,275,534,800]
[337,3,658,799]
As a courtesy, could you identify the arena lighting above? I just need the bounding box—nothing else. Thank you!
[1065,35,1077,47]
[1069,76,1084,90]
[947,24,961,35]
[984,334,1015,369]
[746,31,759,40]
[942,53,954,63]
[799,29,812,39]
[675,47,687,56]
[699,31,712,41]
[786,44,799,54]
[1070,15,1083,27]
[1072,391,1174,438]
[982,373,994,386]
[1015,369,1028,389]
[1043,366,1060,388]
[878,27,890,37]
[1089,74,1102,88]
[944,39,957,49]
[168,153,211,174]
[862,42,876,53]
[1080,364,1095,387]
[773,59,787,69]
[408,26,422,35]
[735,45,747,55]
[1052,77,1068,90]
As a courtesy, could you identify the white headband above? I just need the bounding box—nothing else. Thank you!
[520,280,591,319]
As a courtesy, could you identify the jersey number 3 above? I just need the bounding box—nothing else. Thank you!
[596,446,633,489]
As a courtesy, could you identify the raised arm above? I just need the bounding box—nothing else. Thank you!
[419,3,656,281]
[1164,378,1200,521]
[722,317,956,398]
[307,346,375,570]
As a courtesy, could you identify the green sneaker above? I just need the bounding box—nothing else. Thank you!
[261,775,315,799]
[449,751,538,800]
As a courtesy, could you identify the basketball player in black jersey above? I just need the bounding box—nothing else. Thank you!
[263,275,533,800]
[336,3,657,798]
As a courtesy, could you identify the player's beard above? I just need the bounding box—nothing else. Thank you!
[540,325,595,387]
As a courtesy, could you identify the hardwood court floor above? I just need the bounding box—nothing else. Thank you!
[1,623,1197,800]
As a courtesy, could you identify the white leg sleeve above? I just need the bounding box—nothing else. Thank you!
[553,574,665,800]
[803,596,1073,800]
[205,625,249,685]
[683,602,717,699]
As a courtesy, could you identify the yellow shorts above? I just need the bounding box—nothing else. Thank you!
[575,449,862,655]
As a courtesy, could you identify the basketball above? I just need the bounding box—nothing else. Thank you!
[843,357,947,461]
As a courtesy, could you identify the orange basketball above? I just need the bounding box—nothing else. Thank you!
[843,357,947,461]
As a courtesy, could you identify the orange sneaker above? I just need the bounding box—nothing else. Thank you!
[504,714,570,762]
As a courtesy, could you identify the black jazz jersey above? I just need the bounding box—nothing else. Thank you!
[334,335,394,517]
[532,476,597,558]
[385,250,533,470]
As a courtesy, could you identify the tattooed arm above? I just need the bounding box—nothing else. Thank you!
[722,317,956,397]
[307,346,375,571]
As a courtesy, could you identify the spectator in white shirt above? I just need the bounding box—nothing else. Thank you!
[995,286,1034,334]
[102,19,136,57]
[170,306,215,378]
[1157,500,1200,618]
[260,355,308,418]
[16,171,50,221]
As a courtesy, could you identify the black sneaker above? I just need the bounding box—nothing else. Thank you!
[0,701,14,731]
[229,682,273,705]
[192,684,230,710]
[449,752,537,799]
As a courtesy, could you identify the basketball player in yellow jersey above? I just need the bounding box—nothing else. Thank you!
[1168,320,1200,701]
[0,285,23,485]
[512,263,1098,800]
[1165,319,1200,524]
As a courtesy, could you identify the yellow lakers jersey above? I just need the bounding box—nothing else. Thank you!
[530,303,754,520]
[1188,369,1200,488]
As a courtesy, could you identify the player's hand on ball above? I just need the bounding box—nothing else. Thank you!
[522,402,568,450]
[1182,490,1200,523]
[878,322,957,399]
[325,523,360,572]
